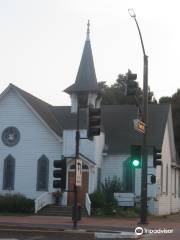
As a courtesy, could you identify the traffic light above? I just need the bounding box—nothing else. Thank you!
[87,106,101,140]
[125,70,138,96]
[130,145,141,168]
[153,147,162,168]
[150,174,156,184]
[53,158,66,190]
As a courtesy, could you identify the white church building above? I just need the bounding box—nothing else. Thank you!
[0,24,180,216]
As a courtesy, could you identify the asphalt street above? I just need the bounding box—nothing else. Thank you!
[0,230,95,240]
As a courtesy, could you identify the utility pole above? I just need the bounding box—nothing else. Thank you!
[128,9,149,224]
[73,101,80,229]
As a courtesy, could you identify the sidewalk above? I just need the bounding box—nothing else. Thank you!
[0,214,179,232]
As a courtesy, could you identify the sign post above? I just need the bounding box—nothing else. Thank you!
[76,159,82,187]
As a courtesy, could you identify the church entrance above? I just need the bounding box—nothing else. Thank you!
[67,163,89,207]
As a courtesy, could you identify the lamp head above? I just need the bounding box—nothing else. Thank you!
[128,8,136,18]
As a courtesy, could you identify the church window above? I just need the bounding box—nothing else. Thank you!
[3,155,15,190]
[36,155,49,191]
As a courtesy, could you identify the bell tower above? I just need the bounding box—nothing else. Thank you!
[64,21,99,112]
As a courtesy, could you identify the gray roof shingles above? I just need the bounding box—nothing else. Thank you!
[64,38,98,94]
[51,104,170,154]
[9,84,170,154]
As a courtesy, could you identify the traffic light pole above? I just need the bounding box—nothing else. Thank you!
[128,9,149,224]
[141,54,148,224]
[73,103,80,229]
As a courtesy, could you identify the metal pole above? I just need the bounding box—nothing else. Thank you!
[73,102,80,229]
[128,10,149,224]
[141,55,148,224]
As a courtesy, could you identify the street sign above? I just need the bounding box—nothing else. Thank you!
[76,159,82,187]
[133,119,145,134]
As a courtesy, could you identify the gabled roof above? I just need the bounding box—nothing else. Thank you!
[101,105,170,154]
[50,104,170,154]
[6,84,63,137]
[0,84,170,154]
[64,23,98,94]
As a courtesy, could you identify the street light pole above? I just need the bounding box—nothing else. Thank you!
[128,9,149,224]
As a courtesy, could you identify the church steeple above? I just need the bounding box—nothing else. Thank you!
[86,19,90,42]
[64,21,99,113]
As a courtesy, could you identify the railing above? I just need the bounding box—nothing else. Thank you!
[35,192,53,213]
[85,193,91,216]
[114,192,135,207]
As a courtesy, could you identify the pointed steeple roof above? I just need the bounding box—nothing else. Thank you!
[64,20,99,94]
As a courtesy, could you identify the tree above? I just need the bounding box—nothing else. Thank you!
[159,96,172,103]
[98,71,156,105]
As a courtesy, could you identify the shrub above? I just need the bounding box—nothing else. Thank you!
[0,193,34,213]
[89,190,105,208]
[101,176,122,203]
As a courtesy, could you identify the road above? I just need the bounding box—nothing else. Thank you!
[0,229,95,240]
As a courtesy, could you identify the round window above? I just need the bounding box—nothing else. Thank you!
[2,127,20,146]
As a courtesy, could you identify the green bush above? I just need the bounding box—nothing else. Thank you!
[103,202,119,215]
[101,176,122,203]
[0,193,34,213]
[89,191,105,208]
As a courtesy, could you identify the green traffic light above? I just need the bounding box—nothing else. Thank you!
[132,159,140,167]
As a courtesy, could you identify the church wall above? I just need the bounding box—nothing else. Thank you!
[63,130,94,161]
[0,90,62,199]
[63,130,104,194]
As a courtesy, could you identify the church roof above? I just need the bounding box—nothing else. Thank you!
[2,84,170,154]
[51,104,170,154]
[9,84,63,137]
[64,21,99,94]
[101,104,170,154]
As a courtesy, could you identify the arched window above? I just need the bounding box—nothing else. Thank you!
[3,155,15,190]
[36,155,49,191]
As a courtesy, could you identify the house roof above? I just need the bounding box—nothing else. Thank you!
[64,23,98,94]
[1,84,170,154]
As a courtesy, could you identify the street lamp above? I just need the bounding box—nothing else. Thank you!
[128,8,149,224]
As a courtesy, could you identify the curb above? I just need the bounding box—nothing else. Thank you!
[0,225,140,239]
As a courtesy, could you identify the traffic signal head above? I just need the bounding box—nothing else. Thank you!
[153,147,162,168]
[150,174,156,184]
[126,70,137,81]
[126,80,139,96]
[53,159,66,190]
[130,145,141,168]
[87,106,101,140]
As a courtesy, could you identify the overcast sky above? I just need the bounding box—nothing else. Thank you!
[0,0,179,105]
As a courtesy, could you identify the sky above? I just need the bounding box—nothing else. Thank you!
[0,0,179,106]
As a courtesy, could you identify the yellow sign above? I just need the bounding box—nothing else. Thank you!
[133,119,145,134]
[137,121,145,133]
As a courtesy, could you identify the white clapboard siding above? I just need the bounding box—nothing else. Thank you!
[101,155,127,183]
[0,89,62,199]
